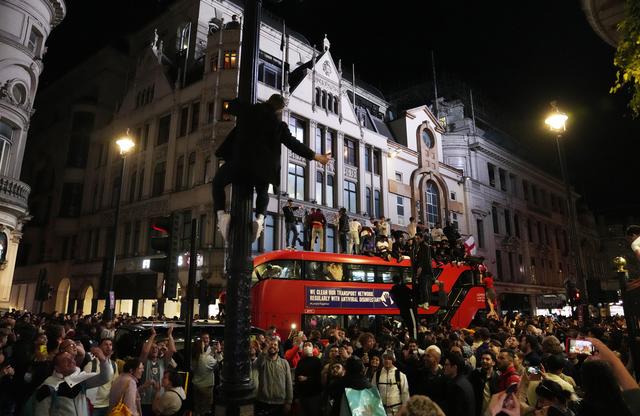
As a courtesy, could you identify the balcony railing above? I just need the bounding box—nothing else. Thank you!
[0,176,30,210]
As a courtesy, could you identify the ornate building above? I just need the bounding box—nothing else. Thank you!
[10,0,465,315]
[0,0,65,309]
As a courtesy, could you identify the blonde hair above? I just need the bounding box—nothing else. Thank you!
[402,395,446,416]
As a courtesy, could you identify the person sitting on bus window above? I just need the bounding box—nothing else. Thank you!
[360,226,376,255]
[376,235,392,261]
[326,263,343,281]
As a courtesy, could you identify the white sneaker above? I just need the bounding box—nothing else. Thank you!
[217,210,231,243]
[252,214,265,242]
[419,302,430,309]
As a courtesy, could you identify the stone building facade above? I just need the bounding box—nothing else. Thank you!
[0,0,65,309]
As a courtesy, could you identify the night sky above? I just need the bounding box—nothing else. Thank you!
[40,0,639,214]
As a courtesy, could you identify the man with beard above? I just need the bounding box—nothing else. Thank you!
[469,351,499,416]
[255,338,293,416]
[495,349,521,392]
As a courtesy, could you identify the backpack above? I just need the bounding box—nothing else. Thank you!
[374,367,401,390]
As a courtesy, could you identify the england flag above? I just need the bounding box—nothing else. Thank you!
[464,236,477,256]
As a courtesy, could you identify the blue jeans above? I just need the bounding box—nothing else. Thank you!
[285,222,298,247]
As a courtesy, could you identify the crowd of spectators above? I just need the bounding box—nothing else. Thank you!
[0,309,637,416]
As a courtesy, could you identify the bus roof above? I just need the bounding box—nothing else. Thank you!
[254,250,413,267]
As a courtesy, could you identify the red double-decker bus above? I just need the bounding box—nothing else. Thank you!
[250,250,486,336]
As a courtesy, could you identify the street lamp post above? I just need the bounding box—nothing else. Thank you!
[103,132,135,321]
[217,1,261,415]
[544,104,588,304]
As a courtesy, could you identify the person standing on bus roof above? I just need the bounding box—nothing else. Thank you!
[283,199,302,249]
[337,208,349,254]
[390,274,417,341]
[309,208,327,252]
[413,233,433,310]
[348,218,362,255]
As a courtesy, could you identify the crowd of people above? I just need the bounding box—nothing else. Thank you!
[0,309,638,416]
[283,199,470,264]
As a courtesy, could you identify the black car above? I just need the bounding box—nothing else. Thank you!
[114,320,265,366]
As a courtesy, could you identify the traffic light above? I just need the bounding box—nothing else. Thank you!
[149,214,180,299]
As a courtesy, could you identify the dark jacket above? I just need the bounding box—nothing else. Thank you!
[219,100,316,186]
[414,367,446,408]
[413,241,433,277]
[390,283,414,311]
[338,212,349,234]
[469,368,499,416]
[282,205,299,224]
[443,374,476,416]
[294,356,323,398]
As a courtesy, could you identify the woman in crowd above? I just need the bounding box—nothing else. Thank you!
[109,358,144,416]
[152,370,187,416]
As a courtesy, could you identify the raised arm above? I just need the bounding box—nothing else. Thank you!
[165,324,176,360]
[588,337,638,391]
[84,347,114,389]
[139,326,157,363]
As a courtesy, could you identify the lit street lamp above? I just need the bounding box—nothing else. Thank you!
[103,131,135,320]
[544,103,587,304]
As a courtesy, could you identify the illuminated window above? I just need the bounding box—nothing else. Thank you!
[344,138,356,166]
[223,50,238,69]
[426,181,440,227]
[221,100,232,121]
[287,163,305,200]
[288,116,305,142]
[343,181,357,213]
[316,171,324,205]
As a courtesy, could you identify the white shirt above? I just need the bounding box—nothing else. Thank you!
[374,366,409,409]
[349,220,362,233]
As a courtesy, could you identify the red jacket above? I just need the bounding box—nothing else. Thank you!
[497,365,521,392]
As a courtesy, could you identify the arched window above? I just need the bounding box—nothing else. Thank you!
[327,94,333,112]
[425,181,440,227]
[315,88,322,106]
[333,96,339,113]
[322,90,327,109]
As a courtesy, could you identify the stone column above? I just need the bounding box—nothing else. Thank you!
[358,142,367,216]
[308,121,317,202]
[335,132,345,207]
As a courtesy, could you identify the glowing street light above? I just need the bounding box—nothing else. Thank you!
[116,130,135,155]
[103,129,135,320]
[545,104,568,133]
[544,102,586,304]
